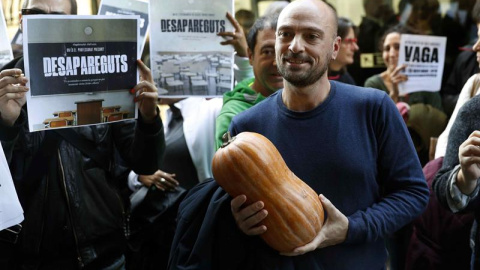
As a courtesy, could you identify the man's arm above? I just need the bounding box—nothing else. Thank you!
[115,60,165,175]
[344,94,429,244]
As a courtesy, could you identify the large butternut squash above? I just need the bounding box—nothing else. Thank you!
[212,132,324,252]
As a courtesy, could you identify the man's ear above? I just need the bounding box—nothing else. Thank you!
[331,36,341,60]
[248,48,254,65]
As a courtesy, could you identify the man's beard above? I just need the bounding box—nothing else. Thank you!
[277,52,329,87]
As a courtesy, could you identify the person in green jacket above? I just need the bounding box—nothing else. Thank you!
[215,14,283,149]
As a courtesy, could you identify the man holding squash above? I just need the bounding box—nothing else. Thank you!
[227,0,429,268]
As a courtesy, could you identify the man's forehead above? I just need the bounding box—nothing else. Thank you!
[277,2,334,31]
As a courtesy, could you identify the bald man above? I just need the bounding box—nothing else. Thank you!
[228,0,428,268]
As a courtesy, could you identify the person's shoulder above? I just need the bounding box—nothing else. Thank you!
[458,94,480,118]
[232,91,278,122]
[333,80,387,101]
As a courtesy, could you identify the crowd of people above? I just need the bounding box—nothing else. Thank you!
[3,0,480,269]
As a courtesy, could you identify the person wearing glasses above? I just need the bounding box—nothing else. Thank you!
[327,17,359,85]
[0,0,165,269]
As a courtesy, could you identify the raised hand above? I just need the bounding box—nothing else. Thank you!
[131,59,159,123]
[217,12,249,57]
[0,69,28,126]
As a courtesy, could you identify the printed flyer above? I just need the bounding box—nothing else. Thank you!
[98,0,149,54]
[0,6,14,69]
[150,0,234,97]
[0,145,24,231]
[398,34,447,94]
[23,15,140,132]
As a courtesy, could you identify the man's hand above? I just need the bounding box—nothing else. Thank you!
[217,12,248,57]
[231,195,268,235]
[138,170,179,191]
[281,194,348,256]
[456,131,480,195]
[131,59,158,123]
[0,69,28,126]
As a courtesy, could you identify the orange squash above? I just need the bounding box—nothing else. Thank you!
[212,131,324,252]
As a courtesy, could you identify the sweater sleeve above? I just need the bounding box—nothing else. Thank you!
[215,108,235,150]
[345,94,429,244]
[433,95,480,212]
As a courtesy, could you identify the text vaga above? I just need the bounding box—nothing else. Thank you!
[43,55,128,77]
[405,46,439,63]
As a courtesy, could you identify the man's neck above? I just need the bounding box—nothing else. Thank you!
[281,77,331,112]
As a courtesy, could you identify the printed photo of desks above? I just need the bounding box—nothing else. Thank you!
[42,100,131,129]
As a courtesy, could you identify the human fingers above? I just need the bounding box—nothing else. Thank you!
[136,59,153,83]
[0,70,28,88]
[217,31,236,39]
[316,194,348,249]
[0,84,29,98]
[131,79,157,95]
[155,170,179,186]
[231,197,268,235]
[226,11,243,33]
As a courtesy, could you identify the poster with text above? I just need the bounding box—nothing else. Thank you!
[398,34,447,94]
[150,0,234,97]
[0,7,13,69]
[23,15,139,132]
[98,0,149,55]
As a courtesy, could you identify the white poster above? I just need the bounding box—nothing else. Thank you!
[150,0,235,97]
[0,145,24,231]
[23,15,140,132]
[0,6,14,69]
[98,0,149,55]
[398,34,447,94]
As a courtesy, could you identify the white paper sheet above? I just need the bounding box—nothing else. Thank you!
[0,5,14,69]
[150,0,235,97]
[0,146,24,231]
[398,34,447,95]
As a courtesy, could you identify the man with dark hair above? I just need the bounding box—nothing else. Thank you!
[0,0,164,269]
[229,0,428,268]
[214,13,283,149]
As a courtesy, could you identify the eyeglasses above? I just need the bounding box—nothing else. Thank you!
[342,38,358,46]
[21,8,66,15]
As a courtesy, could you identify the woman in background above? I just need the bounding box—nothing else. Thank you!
[328,17,359,85]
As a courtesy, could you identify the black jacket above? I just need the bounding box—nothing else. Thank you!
[0,57,165,268]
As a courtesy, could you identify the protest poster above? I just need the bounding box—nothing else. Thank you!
[0,6,14,69]
[0,145,24,231]
[398,34,447,94]
[23,15,140,132]
[150,0,234,97]
[98,0,149,55]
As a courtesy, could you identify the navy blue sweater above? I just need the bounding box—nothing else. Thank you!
[229,81,429,269]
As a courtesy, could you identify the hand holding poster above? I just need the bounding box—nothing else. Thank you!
[150,0,234,97]
[23,15,140,132]
[398,34,447,95]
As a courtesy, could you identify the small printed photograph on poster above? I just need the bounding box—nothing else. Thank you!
[98,0,149,55]
[397,34,447,95]
[0,6,14,69]
[23,15,140,132]
[149,0,234,98]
